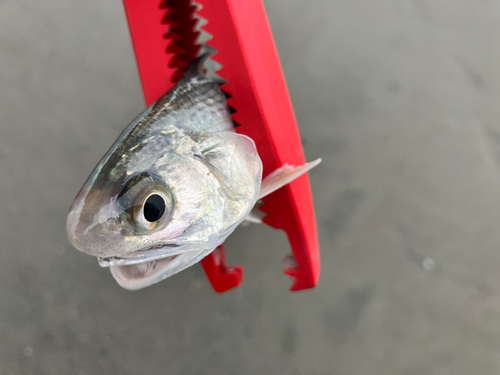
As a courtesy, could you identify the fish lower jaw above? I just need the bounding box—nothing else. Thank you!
[109,255,179,290]
[108,249,207,290]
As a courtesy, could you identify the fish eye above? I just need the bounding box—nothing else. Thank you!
[117,173,174,234]
[143,194,166,222]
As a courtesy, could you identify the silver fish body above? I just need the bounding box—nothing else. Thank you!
[66,56,262,289]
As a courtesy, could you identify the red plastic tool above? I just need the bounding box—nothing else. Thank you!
[123,0,320,292]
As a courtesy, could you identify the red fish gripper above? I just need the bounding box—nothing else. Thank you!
[123,0,320,292]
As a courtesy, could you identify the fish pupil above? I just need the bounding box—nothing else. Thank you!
[143,194,166,223]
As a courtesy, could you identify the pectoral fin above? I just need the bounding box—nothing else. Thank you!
[243,158,322,224]
[259,158,322,199]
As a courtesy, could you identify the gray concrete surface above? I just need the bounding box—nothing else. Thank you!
[1,0,500,374]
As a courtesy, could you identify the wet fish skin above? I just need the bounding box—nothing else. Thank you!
[66,55,262,289]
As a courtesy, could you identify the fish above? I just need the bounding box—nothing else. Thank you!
[66,53,320,290]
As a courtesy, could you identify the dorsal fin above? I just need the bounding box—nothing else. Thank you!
[183,46,217,81]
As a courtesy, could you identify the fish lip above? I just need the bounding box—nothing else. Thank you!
[97,242,210,268]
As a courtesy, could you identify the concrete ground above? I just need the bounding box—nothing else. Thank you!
[2,0,500,374]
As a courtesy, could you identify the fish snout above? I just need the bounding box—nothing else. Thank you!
[66,204,129,258]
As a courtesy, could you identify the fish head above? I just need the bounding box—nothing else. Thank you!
[66,125,262,289]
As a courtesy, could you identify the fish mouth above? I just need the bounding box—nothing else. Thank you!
[109,250,205,290]
[98,243,187,267]
[98,242,215,290]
